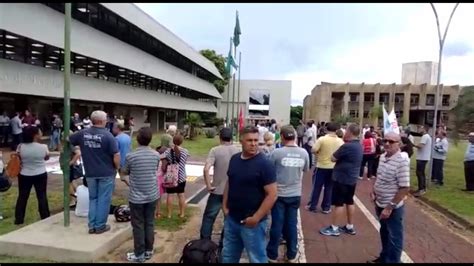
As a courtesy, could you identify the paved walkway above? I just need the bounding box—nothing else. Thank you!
[300,169,474,263]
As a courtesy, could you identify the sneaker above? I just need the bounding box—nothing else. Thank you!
[340,225,356,235]
[358,176,363,180]
[322,209,331,214]
[95,224,111,234]
[287,257,298,263]
[319,225,340,236]
[144,250,154,260]
[268,257,278,263]
[414,190,426,197]
[88,228,95,234]
[305,205,317,213]
[0,215,3,220]
[127,252,146,263]
[367,257,382,263]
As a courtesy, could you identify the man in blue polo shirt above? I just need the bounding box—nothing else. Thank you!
[222,125,277,263]
[70,110,120,234]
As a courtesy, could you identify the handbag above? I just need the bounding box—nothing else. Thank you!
[163,149,180,188]
[6,153,21,178]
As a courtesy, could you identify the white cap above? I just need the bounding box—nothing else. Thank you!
[469,132,474,136]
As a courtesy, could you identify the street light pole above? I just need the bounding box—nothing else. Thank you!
[60,3,72,227]
[428,3,459,186]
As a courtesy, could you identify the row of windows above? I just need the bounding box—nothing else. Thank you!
[347,92,450,107]
[0,30,217,105]
[42,3,218,84]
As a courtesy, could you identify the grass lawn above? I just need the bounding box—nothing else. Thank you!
[132,133,219,158]
[409,140,474,224]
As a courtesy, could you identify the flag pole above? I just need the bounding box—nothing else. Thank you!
[236,51,242,141]
[231,41,237,138]
[225,37,232,127]
[61,2,72,227]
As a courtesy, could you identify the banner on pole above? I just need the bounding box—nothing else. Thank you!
[383,104,400,134]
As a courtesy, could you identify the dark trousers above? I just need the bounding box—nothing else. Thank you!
[303,143,313,167]
[0,126,9,147]
[200,193,224,248]
[308,168,333,211]
[376,206,404,263]
[11,133,22,151]
[360,154,376,177]
[130,200,157,257]
[267,196,300,261]
[465,161,474,191]
[431,159,445,185]
[15,172,50,224]
[416,160,428,191]
[373,156,380,176]
[297,137,303,147]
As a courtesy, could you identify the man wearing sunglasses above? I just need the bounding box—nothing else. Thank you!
[369,132,410,264]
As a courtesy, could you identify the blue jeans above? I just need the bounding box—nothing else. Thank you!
[49,129,60,150]
[200,193,224,247]
[86,176,115,230]
[267,196,300,260]
[308,168,334,211]
[376,205,404,263]
[222,216,268,263]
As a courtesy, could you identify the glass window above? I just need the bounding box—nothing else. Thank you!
[426,94,435,106]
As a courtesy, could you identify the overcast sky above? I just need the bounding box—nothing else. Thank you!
[136,3,474,105]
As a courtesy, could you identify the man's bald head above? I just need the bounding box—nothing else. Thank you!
[385,132,401,142]
[383,132,401,156]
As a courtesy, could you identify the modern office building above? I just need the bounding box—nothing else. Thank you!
[218,79,292,126]
[0,3,223,133]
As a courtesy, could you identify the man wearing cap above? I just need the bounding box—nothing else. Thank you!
[464,132,474,192]
[266,125,310,263]
[200,127,240,250]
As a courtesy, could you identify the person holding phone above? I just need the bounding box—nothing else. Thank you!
[368,132,410,264]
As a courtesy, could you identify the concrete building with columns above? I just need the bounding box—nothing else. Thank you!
[0,3,223,134]
[303,82,461,128]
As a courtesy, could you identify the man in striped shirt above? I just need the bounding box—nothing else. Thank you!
[369,132,410,264]
[120,127,160,263]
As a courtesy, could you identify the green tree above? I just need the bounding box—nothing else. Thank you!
[290,105,303,128]
[183,113,203,140]
[200,49,230,94]
[451,86,474,143]
[369,105,383,127]
[333,115,355,125]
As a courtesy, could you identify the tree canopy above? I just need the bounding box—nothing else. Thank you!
[451,86,474,142]
[200,49,230,94]
[290,105,303,128]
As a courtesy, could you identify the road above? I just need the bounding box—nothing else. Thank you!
[300,169,474,263]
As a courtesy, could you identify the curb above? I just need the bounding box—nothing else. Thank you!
[413,195,474,232]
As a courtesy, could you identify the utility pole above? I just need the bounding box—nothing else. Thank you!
[428,3,459,186]
[236,51,242,141]
[61,2,72,227]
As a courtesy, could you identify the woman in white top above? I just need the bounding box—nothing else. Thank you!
[14,126,50,225]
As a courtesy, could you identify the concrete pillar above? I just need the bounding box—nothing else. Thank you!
[177,110,186,129]
[343,84,350,116]
[403,84,411,125]
[359,91,364,126]
[389,83,396,112]
[149,108,159,132]
[373,83,380,127]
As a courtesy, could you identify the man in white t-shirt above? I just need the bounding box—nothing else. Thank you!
[75,179,89,217]
[414,125,432,197]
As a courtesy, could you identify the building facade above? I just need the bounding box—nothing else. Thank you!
[303,82,461,127]
[0,3,223,133]
[218,79,292,126]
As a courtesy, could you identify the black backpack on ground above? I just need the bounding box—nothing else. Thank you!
[179,239,219,263]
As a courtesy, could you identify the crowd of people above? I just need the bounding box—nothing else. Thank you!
[2,107,474,263]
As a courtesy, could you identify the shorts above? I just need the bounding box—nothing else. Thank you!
[331,181,356,207]
[165,181,186,194]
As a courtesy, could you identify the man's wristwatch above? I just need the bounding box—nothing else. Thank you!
[389,202,397,209]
